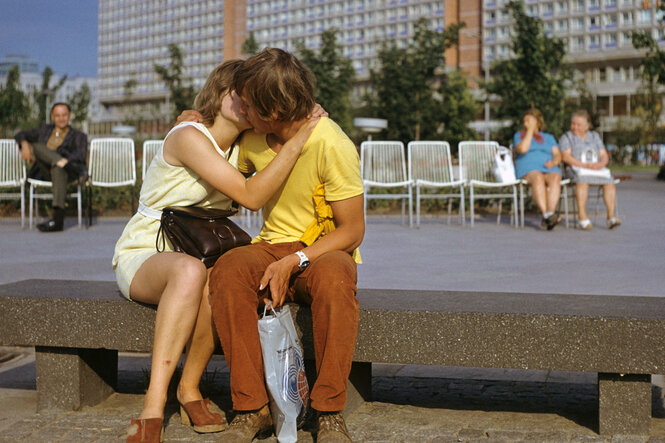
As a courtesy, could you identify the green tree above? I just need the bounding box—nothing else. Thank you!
[485,0,571,143]
[439,70,481,149]
[242,32,259,55]
[296,28,356,132]
[0,66,31,136]
[367,18,464,143]
[631,28,665,146]
[33,66,67,125]
[154,44,196,121]
[68,83,91,127]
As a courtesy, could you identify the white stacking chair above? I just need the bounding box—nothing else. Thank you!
[23,138,83,229]
[360,141,413,227]
[28,178,83,229]
[564,177,621,227]
[0,139,27,228]
[141,140,163,179]
[88,138,137,224]
[407,141,465,227]
[458,141,519,227]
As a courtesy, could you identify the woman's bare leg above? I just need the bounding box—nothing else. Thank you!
[544,172,562,214]
[525,171,547,215]
[129,252,208,419]
[602,182,617,219]
[575,182,590,221]
[178,268,217,404]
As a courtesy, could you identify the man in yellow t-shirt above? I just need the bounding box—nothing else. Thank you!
[208,48,364,442]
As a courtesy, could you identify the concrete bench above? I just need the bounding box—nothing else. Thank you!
[1,279,664,436]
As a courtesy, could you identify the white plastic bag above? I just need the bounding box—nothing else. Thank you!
[571,165,612,180]
[258,302,309,443]
[492,146,517,183]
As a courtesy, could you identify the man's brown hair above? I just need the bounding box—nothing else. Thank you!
[523,108,545,131]
[194,59,244,126]
[233,48,316,122]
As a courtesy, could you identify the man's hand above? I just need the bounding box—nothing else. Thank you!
[176,109,203,124]
[55,158,68,168]
[19,141,32,162]
[259,254,300,308]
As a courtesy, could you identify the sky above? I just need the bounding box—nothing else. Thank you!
[0,1,98,78]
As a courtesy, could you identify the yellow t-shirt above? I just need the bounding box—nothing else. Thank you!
[238,117,363,246]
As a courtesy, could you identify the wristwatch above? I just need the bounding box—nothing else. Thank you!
[295,250,310,271]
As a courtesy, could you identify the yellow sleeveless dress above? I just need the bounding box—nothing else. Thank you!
[112,122,238,299]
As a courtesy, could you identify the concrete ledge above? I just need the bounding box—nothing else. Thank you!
[1,279,665,436]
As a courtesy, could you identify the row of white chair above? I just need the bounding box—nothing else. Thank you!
[0,138,149,229]
[0,138,265,230]
[361,140,521,228]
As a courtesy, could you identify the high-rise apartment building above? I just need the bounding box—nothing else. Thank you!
[483,0,663,129]
[97,0,225,126]
[244,0,447,79]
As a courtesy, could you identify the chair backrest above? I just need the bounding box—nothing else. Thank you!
[407,141,454,183]
[360,141,407,184]
[458,141,500,182]
[88,138,136,187]
[142,139,163,178]
[0,139,26,187]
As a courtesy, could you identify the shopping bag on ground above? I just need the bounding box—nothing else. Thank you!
[258,302,310,443]
[492,146,517,183]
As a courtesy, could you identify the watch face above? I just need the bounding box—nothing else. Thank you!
[297,251,310,270]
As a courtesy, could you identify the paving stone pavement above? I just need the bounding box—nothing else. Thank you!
[0,350,664,442]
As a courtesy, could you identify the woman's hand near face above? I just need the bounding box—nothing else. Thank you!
[282,117,320,155]
[308,103,329,119]
[523,115,538,133]
[176,110,203,124]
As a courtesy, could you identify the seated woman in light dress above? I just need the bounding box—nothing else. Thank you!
[559,109,620,230]
[113,59,320,442]
[513,108,563,230]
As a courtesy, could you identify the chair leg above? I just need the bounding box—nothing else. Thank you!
[497,199,502,225]
[594,185,602,223]
[408,187,413,228]
[446,198,452,225]
[77,185,82,228]
[470,186,475,227]
[29,184,34,230]
[513,187,519,228]
[20,183,25,229]
[415,186,421,228]
[363,188,368,225]
[460,187,465,226]
[87,185,93,227]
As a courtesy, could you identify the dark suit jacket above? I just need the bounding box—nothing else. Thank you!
[15,124,88,181]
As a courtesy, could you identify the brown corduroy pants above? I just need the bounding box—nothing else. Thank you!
[209,240,359,413]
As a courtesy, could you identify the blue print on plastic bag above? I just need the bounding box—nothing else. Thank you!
[283,345,309,408]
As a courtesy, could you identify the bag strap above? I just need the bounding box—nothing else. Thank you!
[156,217,167,253]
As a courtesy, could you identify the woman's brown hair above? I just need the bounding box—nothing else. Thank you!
[523,108,545,131]
[232,48,316,122]
[194,59,244,126]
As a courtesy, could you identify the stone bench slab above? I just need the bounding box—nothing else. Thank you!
[1,279,664,436]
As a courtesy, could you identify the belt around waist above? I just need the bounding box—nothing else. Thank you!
[137,202,162,220]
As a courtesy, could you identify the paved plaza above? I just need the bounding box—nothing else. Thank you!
[0,170,664,441]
